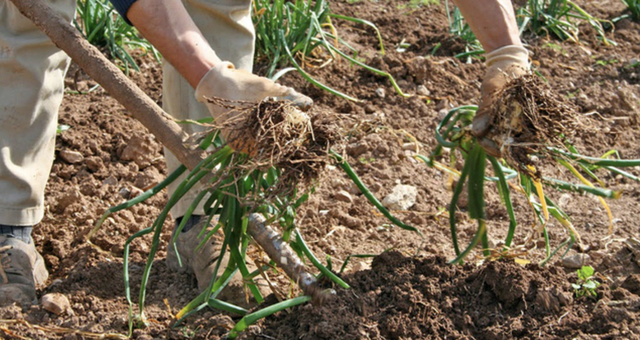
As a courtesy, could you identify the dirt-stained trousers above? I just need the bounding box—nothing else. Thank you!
[0,0,254,226]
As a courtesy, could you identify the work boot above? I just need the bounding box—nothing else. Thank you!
[166,216,268,308]
[0,235,48,307]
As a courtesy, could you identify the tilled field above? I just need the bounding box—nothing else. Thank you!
[2,0,639,339]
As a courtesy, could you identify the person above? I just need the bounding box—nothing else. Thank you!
[450,0,530,156]
[0,0,528,307]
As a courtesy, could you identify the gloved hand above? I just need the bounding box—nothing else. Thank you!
[195,61,313,153]
[472,45,530,157]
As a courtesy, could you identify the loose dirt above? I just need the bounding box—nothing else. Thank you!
[250,251,640,339]
[2,0,639,339]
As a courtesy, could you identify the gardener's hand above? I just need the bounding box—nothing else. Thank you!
[473,45,529,157]
[195,62,313,153]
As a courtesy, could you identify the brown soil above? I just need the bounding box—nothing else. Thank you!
[250,251,640,339]
[2,0,640,339]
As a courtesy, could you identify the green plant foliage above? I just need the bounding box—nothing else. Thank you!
[89,127,420,338]
[621,0,640,21]
[253,0,331,77]
[517,0,615,45]
[572,265,601,299]
[444,1,484,62]
[421,106,640,265]
[252,0,409,101]
[445,0,615,60]
[74,0,160,72]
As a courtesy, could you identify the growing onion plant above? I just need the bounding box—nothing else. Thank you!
[621,0,640,21]
[74,0,160,72]
[446,0,615,63]
[252,0,409,101]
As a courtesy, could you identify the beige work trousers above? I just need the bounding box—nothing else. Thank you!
[0,0,255,226]
[0,0,75,226]
[163,0,255,219]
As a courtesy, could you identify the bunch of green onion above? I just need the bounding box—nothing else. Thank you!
[420,106,640,265]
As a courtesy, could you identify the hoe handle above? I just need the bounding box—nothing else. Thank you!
[10,0,322,299]
[248,214,322,299]
[8,0,207,169]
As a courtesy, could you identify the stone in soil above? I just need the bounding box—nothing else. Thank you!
[41,293,71,315]
[561,253,591,269]
[382,184,418,211]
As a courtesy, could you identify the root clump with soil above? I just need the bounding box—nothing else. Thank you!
[485,74,586,177]
[206,97,344,197]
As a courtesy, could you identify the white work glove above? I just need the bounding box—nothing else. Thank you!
[472,45,530,157]
[195,62,313,153]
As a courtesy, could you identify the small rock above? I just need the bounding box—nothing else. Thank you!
[368,182,382,193]
[487,238,499,249]
[437,109,449,121]
[56,189,82,212]
[118,187,131,199]
[382,184,418,211]
[589,251,606,261]
[134,167,163,189]
[346,183,360,195]
[119,135,159,169]
[364,104,376,114]
[350,260,372,273]
[403,150,418,162]
[416,85,430,96]
[339,214,364,230]
[138,242,149,253]
[435,99,449,111]
[210,314,235,330]
[49,279,63,287]
[372,112,386,119]
[102,176,118,186]
[319,210,330,216]
[87,140,100,154]
[402,143,418,152]
[578,243,590,253]
[556,290,573,306]
[334,190,353,204]
[561,253,591,269]
[59,150,84,164]
[375,88,386,98]
[132,330,153,340]
[41,293,71,315]
[129,186,144,198]
[85,156,103,172]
